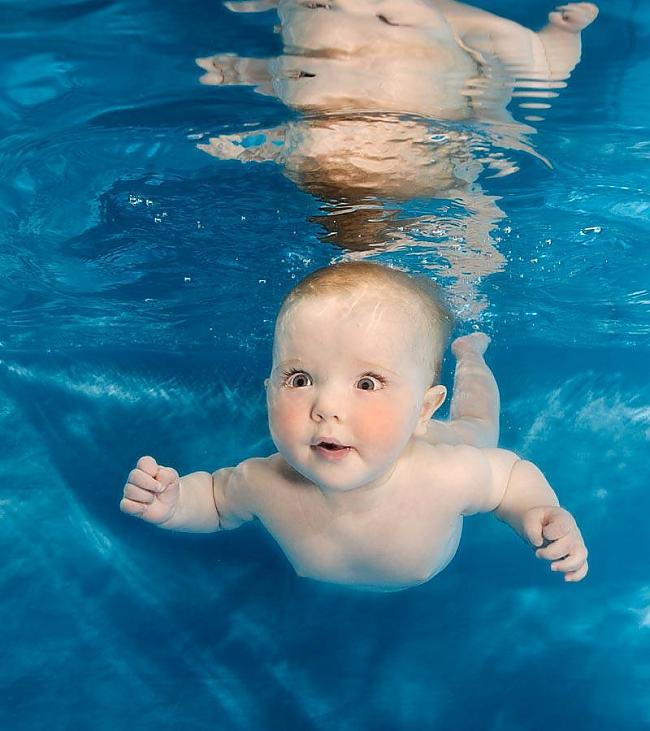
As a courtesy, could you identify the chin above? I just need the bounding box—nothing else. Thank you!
[285,458,366,492]
[313,476,365,492]
[309,462,392,493]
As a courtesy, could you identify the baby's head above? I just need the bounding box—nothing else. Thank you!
[266,261,454,493]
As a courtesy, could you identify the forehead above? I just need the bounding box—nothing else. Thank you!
[275,292,423,362]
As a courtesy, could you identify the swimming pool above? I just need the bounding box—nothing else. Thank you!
[1,0,648,729]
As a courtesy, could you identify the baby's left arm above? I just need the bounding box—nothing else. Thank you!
[490,455,589,582]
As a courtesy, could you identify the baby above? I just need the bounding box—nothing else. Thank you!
[121,262,588,591]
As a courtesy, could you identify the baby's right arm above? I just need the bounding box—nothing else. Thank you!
[121,455,255,533]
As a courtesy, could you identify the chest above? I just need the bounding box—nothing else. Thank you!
[261,476,464,589]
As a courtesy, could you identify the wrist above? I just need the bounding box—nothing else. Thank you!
[157,478,184,530]
[163,471,220,533]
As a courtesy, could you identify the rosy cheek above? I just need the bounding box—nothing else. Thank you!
[354,400,404,447]
[269,394,305,444]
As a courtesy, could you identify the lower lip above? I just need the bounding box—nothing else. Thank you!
[311,445,352,462]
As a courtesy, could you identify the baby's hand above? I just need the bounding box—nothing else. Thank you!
[522,506,589,582]
[120,456,181,526]
[451,332,491,358]
[548,3,598,33]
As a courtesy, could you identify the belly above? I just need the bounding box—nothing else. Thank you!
[274,513,464,591]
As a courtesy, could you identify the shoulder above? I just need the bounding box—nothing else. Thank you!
[414,442,520,516]
[414,441,495,478]
[229,453,302,489]
[215,453,305,512]
[460,447,520,516]
[209,456,273,527]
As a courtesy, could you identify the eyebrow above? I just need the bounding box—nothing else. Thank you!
[271,359,304,375]
[274,358,304,368]
[356,360,401,377]
[273,358,402,377]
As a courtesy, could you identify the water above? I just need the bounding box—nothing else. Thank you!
[1,1,649,729]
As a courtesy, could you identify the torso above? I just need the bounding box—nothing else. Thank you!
[246,440,466,591]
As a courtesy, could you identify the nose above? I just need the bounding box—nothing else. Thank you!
[310,384,343,423]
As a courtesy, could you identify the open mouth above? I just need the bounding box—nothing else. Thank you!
[311,440,352,459]
[315,441,349,451]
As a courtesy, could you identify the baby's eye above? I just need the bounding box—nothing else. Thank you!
[356,374,385,391]
[284,370,312,388]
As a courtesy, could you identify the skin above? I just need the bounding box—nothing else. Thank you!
[266,292,445,498]
[121,291,589,591]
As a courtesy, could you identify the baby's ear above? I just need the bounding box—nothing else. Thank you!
[415,385,447,436]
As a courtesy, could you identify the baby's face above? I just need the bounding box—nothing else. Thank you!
[266,291,445,493]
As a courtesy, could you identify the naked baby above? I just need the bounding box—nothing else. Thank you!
[121,262,588,591]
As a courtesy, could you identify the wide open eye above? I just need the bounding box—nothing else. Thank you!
[356,374,385,391]
[284,370,313,388]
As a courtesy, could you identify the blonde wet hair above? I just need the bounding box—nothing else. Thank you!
[275,261,454,384]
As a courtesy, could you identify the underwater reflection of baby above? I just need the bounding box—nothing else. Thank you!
[121,262,589,591]
[195,0,598,309]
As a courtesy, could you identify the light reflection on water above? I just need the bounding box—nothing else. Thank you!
[196,0,597,311]
[0,0,647,349]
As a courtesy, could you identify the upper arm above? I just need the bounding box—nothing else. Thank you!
[459,447,520,516]
[212,458,265,530]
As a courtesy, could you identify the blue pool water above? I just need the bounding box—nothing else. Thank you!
[1,1,649,729]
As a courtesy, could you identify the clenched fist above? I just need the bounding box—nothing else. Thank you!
[523,506,589,582]
[120,456,181,526]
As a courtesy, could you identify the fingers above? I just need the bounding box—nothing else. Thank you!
[123,460,178,514]
[120,497,148,517]
[123,483,155,504]
[127,467,164,494]
[564,559,589,582]
[535,532,574,561]
[156,465,179,487]
[549,3,598,31]
[524,506,589,582]
[536,533,589,582]
[121,458,180,525]
[549,544,588,574]
[137,455,158,477]
[541,511,577,542]
[522,507,546,547]
[121,469,161,517]
[555,2,598,16]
